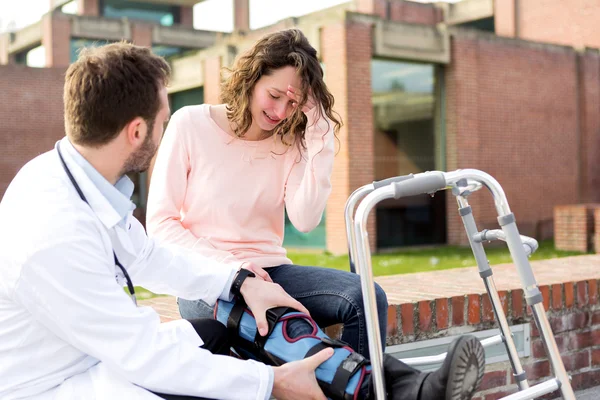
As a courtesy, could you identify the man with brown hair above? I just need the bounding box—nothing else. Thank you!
[0,42,333,400]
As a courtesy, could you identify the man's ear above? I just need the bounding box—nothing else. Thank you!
[125,117,146,147]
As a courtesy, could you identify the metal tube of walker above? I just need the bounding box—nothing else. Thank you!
[461,170,575,399]
[353,185,395,399]
[344,184,374,274]
[352,172,448,398]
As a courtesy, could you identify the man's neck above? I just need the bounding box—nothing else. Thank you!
[71,142,124,185]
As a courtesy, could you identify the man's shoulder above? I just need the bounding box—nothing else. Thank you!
[0,150,99,236]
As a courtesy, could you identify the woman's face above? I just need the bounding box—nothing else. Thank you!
[250,66,302,132]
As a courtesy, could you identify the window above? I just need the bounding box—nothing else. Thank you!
[169,87,204,113]
[70,38,114,63]
[102,0,179,26]
[371,59,445,248]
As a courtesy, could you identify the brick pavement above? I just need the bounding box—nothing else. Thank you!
[140,254,600,322]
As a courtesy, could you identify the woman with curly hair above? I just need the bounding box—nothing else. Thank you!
[146,28,388,359]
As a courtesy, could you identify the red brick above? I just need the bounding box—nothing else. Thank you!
[564,282,575,308]
[482,294,494,322]
[570,369,600,391]
[478,370,507,391]
[435,298,449,330]
[468,294,481,325]
[551,284,563,310]
[592,348,600,366]
[418,301,433,332]
[548,312,589,334]
[498,290,509,316]
[540,285,550,310]
[561,350,590,372]
[386,305,398,338]
[521,360,550,381]
[451,295,465,326]
[592,310,600,325]
[400,303,414,335]
[577,281,587,306]
[589,279,598,304]
[484,389,518,400]
[511,289,524,319]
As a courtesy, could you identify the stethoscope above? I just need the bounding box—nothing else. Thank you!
[56,142,137,306]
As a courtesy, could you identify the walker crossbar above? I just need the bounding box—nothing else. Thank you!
[346,169,575,400]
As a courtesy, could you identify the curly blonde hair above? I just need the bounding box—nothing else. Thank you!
[220,28,341,150]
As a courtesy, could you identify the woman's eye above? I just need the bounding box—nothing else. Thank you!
[269,93,280,99]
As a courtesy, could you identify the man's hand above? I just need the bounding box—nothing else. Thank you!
[239,278,310,336]
[240,262,273,283]
[272,348,334,400]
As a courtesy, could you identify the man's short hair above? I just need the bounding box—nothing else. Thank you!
[64,42,171,147]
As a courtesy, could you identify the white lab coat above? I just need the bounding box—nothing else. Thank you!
[0,146,272,400]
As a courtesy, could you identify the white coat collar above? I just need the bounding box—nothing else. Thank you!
[55,138,128,230]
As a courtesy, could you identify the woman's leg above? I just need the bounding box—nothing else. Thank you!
[267,264,388,359]
[178,297,216,320]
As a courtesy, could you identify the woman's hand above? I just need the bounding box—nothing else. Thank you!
[239,278,310,336]
[287,85,316,114]
[241,262,273,283]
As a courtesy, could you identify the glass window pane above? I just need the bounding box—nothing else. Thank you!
[169,87,204,113]
[70,38,114,63]
[371,59,445,248]
[102,0,177,26]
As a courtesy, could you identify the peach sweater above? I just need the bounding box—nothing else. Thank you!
[146,104,334,269]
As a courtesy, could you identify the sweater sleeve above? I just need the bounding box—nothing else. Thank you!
[146,108,245,270]
[283,107,335,233]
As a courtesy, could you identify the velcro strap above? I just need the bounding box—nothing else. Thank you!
[305,342,331,359]
[330,352,368,398]
[227,300,246,335]
[305,336,348,359]
[254,307,291,350]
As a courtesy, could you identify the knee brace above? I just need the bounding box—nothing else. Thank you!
[214,299,371,400]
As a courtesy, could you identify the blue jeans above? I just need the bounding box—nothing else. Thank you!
[178,264,388,359]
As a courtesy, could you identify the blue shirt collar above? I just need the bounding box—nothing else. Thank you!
[61,138,136,227]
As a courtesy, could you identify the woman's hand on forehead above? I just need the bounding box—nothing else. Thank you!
[286,85,316,114]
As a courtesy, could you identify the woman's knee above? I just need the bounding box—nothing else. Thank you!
[178,298,215,320]
[375,282,388,312]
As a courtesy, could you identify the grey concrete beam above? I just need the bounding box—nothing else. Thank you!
[168,51,204,93]
[71,15,131,41]
[445,0,494,25]
[371,18,450,64]
[7,21,43,53]
[152,25,217,48]
[141,0,204,6]
[167,44,235,93]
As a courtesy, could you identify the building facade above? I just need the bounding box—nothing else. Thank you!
[1,0,599,254]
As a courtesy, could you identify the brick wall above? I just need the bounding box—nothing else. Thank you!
[131,22,153,47]
[322,20,377,255]
[496,0,600,50]
[445,30,584,245]
[179,6,194,28]
[580,50,600,204]
[0,65,66,199]
[76,0,100,17]
[42,12,71,68]
[356,0,442,25]
[386,280,600,398]
[595,209,600,253]
[233,0,250,32]
[554,204,600,252]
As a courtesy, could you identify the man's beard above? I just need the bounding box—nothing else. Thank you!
[121,127,158,176]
